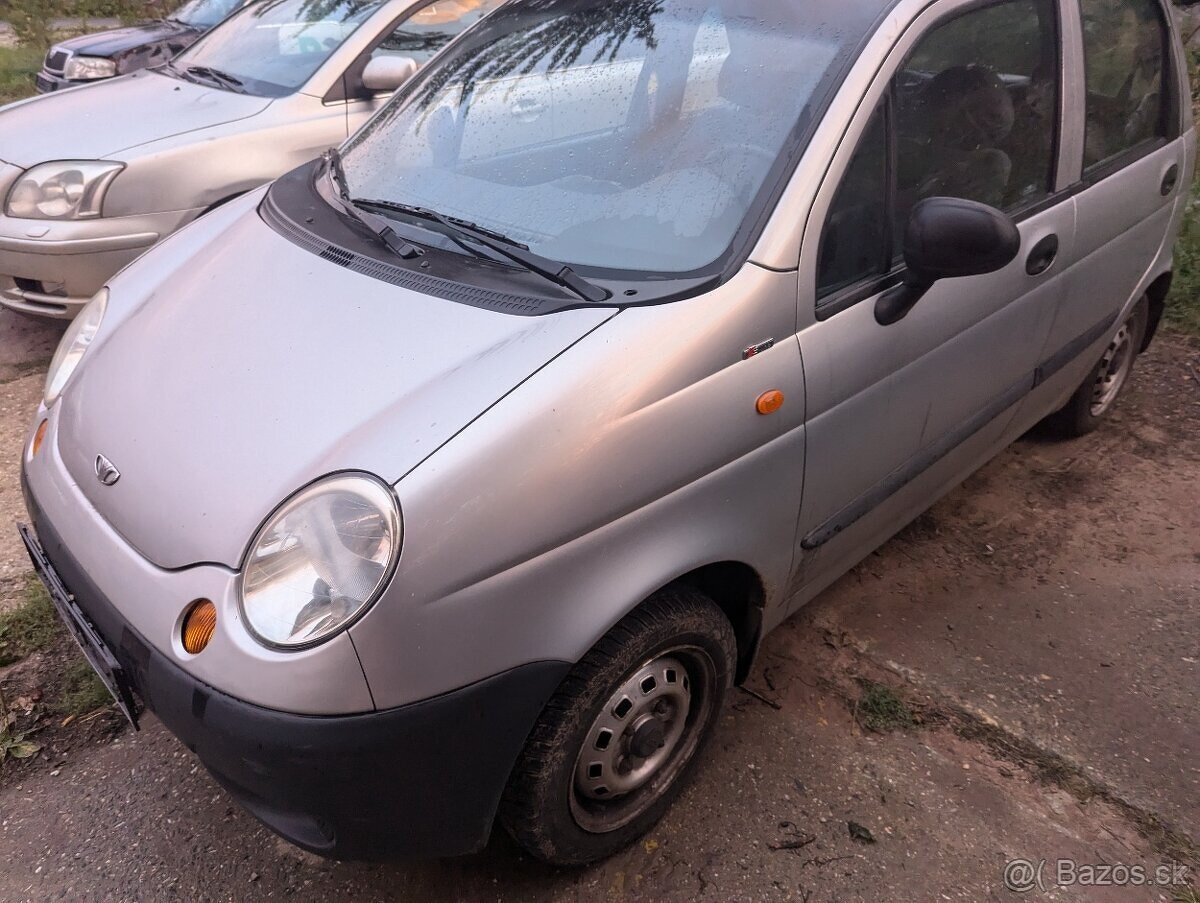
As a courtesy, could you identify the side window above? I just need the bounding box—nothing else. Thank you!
[1080,0,1169,171]
[895,0,1060,231]
[371,0,505,69]
[817,106,890,299]
[816,0,1062,305]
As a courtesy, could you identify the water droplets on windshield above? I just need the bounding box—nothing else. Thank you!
[342,0,878,276]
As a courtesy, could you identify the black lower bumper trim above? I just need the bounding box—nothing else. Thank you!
[22,475,570,860]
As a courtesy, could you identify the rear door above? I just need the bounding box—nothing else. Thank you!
[790,0,1075,599]
[1038,0,1187,395]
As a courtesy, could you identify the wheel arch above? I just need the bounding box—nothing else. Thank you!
[663,561,766,685]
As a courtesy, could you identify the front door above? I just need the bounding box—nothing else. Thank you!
[790,0,1076,601]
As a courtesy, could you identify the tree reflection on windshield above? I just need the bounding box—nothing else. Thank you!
[406,0,664,112]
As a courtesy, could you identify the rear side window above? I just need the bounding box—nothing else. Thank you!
[1080,0,1171,172]
[817,0,1060,303]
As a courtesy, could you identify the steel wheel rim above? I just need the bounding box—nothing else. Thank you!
[570,646,717,834]
[1090,321,1135,417]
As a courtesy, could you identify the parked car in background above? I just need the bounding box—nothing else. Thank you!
[18,0,1193,869]
[36,0,251,93]
[0,0,502,318]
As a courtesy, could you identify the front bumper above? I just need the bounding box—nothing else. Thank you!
[34,70,93,93]
[0,206,199,319]
[22,496,569,860]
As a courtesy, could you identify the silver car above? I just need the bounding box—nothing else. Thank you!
[18,0,1193,867]
[0,0,503,318]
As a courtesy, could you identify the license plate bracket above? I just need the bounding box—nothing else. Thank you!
[18,524,140,729]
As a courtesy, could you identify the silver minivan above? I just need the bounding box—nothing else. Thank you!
[19,0,1194,866]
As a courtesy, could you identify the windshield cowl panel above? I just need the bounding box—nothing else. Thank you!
[340,0,889,284]
[172,0,384,97]
[264,159,720,313]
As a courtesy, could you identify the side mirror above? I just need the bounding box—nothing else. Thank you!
[875,197,1020,326]
[361,55,419,94]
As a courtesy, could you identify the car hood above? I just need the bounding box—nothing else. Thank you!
[52,20,196,58]
[55,197,617,570]
[0,72,269,167]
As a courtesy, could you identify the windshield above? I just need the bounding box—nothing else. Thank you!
[172,0,383,96]
[341,0,880,276]
[171,0,243,30]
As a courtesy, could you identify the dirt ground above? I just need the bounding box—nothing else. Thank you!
[0,309,1196,902]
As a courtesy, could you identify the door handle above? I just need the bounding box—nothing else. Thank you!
[511,97,547,121]
[1025,234,1059,277]
[1161,164,1180,197]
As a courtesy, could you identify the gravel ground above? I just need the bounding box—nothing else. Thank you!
[0,314,60,605]
[0,309,1196,902]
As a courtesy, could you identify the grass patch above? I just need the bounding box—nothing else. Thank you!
[0,576,59,667]
[0,45,42,106]
[853,679,917,733]
[53,658,111,716]
[1166,189,1200,338]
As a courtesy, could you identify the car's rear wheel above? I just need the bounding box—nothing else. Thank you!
[499,587,736,866]
[1041,297,1148,438]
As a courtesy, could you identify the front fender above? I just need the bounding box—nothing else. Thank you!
[350,265,807,709]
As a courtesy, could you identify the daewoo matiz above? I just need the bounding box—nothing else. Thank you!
[19,0,1194,866]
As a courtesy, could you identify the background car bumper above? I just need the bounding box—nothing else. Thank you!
[34,70,83,93]
[0,208,198,318]
[23,477,570,860]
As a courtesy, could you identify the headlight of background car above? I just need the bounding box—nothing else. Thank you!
[44,288,107,407]
[63,56,118,80]
[6,161,124,220]
[240,474,402,649]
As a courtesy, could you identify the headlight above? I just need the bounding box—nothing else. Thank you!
[240,474,401,649]
[63,56,118,80]
[6,161,124,220]
[44,288,107,407]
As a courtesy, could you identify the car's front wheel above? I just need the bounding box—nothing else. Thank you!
[499,587,736,866]
[1041,297,1149,438]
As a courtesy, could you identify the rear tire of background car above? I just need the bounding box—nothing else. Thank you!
[1040,296,1149,439]
[499,587,737,867]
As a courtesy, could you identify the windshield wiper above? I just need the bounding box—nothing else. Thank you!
[183,64,246,93]
[351,197,609,303]
[321,150,424,261]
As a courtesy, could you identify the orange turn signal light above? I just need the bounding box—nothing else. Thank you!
[31,419,48,457]
[756,390,785,416]
[181,599,217,655]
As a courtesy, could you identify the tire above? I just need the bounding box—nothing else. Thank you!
[499,587,737,866]
[1040,297,1149,439]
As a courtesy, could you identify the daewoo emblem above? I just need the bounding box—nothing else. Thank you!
[95,454,121,487]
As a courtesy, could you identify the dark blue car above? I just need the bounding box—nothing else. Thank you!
[35,0,247,92]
